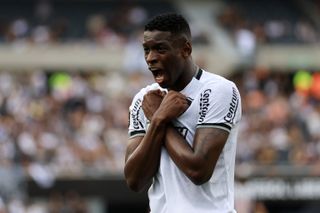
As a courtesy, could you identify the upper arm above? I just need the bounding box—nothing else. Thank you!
[192,127,229,181]
[196,81,241,130]
[190,81,241,183]
[126,91,146,162]
[128,92,147,138]
[125,136,143,162]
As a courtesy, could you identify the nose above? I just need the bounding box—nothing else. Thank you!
[145,50,158,65]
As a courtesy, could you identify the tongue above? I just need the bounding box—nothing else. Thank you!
[155,75,165,84]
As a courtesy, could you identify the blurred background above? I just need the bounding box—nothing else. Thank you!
[0,0,320,212]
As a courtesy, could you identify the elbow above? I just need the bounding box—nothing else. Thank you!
[190,176,210,186]
[185,157,216,185]
[125,178,143,192]
[124,168,145,192]
[125,175,151,193]
[188,170,212,186]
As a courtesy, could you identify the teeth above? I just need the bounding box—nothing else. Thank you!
[149,67,160,70]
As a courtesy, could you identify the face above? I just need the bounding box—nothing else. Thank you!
[143,30,187,89]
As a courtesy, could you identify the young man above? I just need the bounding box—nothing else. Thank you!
[124,13,241,213]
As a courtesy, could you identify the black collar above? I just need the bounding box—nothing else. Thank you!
[194,68,203,80]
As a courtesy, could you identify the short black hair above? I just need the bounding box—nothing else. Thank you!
[144,13,191,40]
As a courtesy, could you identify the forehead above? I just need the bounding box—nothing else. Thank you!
[143,30,173,44]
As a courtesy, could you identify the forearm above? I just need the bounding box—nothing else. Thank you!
[164,125,210,185]
[124,118,166,192]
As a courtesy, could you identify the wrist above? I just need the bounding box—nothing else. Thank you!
[152,114,168,126]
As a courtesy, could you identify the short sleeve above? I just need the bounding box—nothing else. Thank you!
[197,81,242,133]
[128,92,147,138]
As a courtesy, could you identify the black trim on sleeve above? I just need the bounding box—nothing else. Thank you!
[197,123,232,131]
[129,130,146,137]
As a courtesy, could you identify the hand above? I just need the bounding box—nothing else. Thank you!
[153,90,189,123]
[142,89,166,120]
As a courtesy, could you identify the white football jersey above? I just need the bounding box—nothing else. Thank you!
[128,69,241,213]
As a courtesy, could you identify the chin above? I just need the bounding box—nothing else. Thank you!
[158,83,168,89]
[154,80,168,88]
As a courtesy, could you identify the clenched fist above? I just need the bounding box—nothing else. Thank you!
[153,90,189,123]
[142,89,166,121]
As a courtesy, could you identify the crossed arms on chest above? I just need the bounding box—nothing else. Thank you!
[124,90,229,192]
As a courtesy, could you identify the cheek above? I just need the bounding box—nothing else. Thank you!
[165,54,182,68]
[162,53,183,78]
[170,58,184,74]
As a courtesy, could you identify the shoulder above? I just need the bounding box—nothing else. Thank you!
[200,70,238,94]
[196,70,242,125]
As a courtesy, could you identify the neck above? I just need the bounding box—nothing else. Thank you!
[170,60,198,91]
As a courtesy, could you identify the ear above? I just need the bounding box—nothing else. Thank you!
[182,41,192,58]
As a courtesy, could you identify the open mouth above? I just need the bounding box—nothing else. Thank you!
[149,68,165,84]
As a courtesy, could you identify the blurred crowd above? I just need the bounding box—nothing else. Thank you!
[1,0,319,48]
[0,66,320,212]
[0,69,154,211]
[217,0,320,45]
[231,68,320,174]
[0,0,210,46]
[0,0,149,45]
[216,0,320,67]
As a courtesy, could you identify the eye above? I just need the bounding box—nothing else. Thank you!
[156,46,167,53]
[143,47,150,54]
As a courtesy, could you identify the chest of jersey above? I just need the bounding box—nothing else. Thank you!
[171,98,199,145]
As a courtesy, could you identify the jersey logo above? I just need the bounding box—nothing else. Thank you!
[198,89,211,123]
[131,98,144,129]
[175,126,189,139]
[224,87,239,124]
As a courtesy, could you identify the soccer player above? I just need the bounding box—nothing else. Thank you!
[124,13,242,213]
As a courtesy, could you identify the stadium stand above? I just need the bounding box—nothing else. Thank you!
[218,0,319,44]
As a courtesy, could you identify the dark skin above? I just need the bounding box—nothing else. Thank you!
[124,30,229,192]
